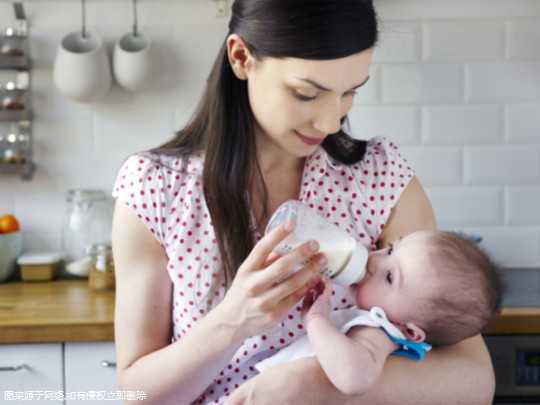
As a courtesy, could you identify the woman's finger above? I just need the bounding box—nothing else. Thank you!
[240,220,296,273]
[267,252,326,306]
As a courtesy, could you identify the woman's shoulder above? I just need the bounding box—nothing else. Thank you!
[313,135,413,177]
[112,151,205,200]
[363,136,410,168]
[117,151,204,177]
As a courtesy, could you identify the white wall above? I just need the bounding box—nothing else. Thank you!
[1,0,539,267]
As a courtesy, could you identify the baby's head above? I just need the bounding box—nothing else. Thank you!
[416,232,505,345]
[350,231,505,346]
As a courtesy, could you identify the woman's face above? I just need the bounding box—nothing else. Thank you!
[243,49,373,159]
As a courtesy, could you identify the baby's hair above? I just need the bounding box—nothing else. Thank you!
[421,232,506,346]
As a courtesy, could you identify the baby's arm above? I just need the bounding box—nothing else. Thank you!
[302,278,398,396]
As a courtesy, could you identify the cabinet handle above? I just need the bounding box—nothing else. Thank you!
[0,364,26,371]
[101,360,116,368]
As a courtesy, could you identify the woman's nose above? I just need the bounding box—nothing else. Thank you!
[313,102,342,135]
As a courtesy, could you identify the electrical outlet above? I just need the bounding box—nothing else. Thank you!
[213,0,227,17]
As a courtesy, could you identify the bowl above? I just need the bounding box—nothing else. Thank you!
[0,231,23,282]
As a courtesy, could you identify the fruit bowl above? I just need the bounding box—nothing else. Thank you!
[0,231,23,282]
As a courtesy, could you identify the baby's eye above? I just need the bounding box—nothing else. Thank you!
[385,270,393,284]
[387,243,394,255]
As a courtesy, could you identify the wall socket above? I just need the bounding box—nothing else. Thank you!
[213,0,227,17]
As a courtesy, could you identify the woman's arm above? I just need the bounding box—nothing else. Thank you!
[228,336,493,405]
[113,201,326,404]
[227,177,496,404]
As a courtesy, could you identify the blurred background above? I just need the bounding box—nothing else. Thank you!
[0,0,539,268]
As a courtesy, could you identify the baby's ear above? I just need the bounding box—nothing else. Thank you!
[403,322,426,343]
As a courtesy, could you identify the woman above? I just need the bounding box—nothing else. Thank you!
[112,1,495,403]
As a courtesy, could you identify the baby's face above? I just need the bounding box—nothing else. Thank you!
[348,231,438,326]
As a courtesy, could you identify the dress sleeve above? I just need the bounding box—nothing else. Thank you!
[112,153,169,247]
[352,136,416,239]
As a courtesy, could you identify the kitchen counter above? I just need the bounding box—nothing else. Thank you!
[0,280,538,344]
[0,280,114,344]
[483,307,540,335]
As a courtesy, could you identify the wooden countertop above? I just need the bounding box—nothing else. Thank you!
[0,280,538,344]
[483,307,540,335]
[0,280,114,344]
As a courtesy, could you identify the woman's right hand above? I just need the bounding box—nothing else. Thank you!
[216,221,327,339]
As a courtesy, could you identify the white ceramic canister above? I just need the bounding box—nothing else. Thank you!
[265,200,368,286]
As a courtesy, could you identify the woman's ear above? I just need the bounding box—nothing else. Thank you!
[226,34,254,80]
[403,322,426,343]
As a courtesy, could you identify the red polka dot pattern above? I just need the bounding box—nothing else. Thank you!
[112,136,414,404]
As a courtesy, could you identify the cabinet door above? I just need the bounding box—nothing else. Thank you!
[0,343,63,403]
[64,341,120,404]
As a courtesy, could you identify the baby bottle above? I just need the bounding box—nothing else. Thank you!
[265,200,368,286]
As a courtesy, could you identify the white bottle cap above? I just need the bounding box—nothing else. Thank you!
[332,240,368,286]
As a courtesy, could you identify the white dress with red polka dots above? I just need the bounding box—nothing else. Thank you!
[112,135,414,404]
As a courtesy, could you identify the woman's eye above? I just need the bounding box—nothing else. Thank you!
[385,270,393,284]
[387,243,394,255]
[344,90,358,98]
[293,90,318,102]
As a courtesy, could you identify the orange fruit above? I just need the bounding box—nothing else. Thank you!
[0,214,20,234]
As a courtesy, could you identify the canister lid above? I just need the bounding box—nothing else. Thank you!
[332,240,368,286]
[18,251,63,265]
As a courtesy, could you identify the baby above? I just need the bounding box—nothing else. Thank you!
[256,231,505,396]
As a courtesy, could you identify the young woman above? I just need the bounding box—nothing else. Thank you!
[112,1,495,403]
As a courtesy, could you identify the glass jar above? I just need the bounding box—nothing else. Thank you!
[62,190,113,277]
[0,133,5,162]
[0,28,26,57]
[88,244,115,291]
[0,122,30,164]
[0,81,28,110]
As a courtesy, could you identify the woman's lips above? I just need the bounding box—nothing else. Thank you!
[294,131,325,146]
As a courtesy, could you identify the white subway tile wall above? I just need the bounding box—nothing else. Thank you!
[0,0,539,267]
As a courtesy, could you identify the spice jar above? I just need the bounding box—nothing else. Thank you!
[88,244,115,291]
[0,82,28,110]
[0,28,26,57]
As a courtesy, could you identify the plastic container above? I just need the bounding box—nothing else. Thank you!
[265,200,368,286]
[18,252,62,282]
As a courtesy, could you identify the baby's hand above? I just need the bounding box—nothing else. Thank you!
[301,276,332,325]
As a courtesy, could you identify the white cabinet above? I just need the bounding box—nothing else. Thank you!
[64,341,119,404]
[0,341,119,404]
[0,343,63,403]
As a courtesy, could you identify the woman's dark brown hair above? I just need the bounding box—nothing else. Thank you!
[154,0,379,286]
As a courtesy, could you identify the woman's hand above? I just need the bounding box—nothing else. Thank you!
[216,221,327,340]
[301,276,332,326]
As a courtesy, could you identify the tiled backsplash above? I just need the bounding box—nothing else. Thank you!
[1,0,539,267]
